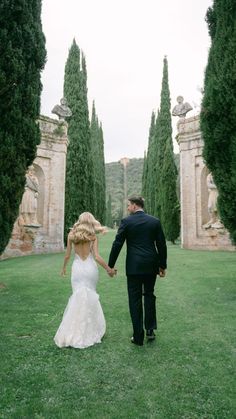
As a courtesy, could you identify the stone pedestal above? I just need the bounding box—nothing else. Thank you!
[2,116,68,258]
[177,115,235,251]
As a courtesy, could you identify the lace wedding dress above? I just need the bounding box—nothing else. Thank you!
[54,253,106,349]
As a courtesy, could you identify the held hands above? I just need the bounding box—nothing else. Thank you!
[60,266,117,278]
[106,267,117,278]
[159,268,166,278]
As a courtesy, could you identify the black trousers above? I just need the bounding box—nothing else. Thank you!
[127,274,157,344]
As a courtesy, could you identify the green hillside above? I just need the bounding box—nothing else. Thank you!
[105,161,124,225]
[105,155,179,226]
[126,158,144,197]
[105,158,143,225]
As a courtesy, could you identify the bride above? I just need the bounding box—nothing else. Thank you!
[54,212,116,349]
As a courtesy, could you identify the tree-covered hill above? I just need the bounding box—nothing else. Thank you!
[105,158,143,224]
[105,155,179,226]
[105,161,124,225]
[126,158,144,197]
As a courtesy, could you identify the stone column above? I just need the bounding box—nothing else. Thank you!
[34,116,68,253]
[176,115,235,251]
[2,116,68,258]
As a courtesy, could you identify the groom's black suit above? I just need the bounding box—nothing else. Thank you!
[108,210,167,344]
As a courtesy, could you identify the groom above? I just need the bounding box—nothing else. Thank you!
[108,196,167,346]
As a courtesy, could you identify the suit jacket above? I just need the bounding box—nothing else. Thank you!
[108,211,167,276]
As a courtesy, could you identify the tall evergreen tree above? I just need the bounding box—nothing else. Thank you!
[80,52,95,213]
[0,0,46,254]
[161,141,180,243]
[63,41,94,239]
[90,102,98,215]
[142,111,156,214]
[141,151,147,197]
[98,122,106,223]
[90,101,106,223]
[155,57,180,242]
[153,111,161,217]
[200,0,236,243]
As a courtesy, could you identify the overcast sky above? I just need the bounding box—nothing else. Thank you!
[41,0,212,163]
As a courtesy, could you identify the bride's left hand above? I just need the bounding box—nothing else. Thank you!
[107,267,117,277]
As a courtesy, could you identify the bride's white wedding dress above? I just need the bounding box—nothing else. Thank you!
[54,252,106,349]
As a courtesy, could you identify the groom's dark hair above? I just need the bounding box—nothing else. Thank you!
[128,196,145,208]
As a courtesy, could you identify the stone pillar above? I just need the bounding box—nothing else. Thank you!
[177,115,235,251]
[2,116,68,258]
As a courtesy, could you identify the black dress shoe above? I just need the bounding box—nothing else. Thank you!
[146,330,155,341]
[131,337,143,346]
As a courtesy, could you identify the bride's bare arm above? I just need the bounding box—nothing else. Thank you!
[93,237,116,277]
[61,234,72,276]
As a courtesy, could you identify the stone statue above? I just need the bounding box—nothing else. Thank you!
[19,165,40,226]
[52,98,72,121]
[204,173,223,229]
[172,96,193,118]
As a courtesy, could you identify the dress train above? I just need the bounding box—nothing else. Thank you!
[54,253,106,349]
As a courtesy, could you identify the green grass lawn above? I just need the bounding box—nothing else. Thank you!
[0,231,235,419]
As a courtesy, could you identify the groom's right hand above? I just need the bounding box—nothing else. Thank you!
[159,268,166,277]
[107,267,117,277]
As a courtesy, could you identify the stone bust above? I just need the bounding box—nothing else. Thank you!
[52,98,72,121]
[172,96,193,118]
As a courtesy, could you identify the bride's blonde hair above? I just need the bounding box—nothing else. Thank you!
[69,212,107,243]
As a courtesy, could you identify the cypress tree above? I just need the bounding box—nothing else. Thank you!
[153,111,161,217]
[98,122,106,224]
[81,52,94,212]
[0,0,46,254]
[155,57,180,241]
[63,41,94,239]
[161,141,180,243]
[141,151,147,197]
[200,0,236,243]
[90,101,106,223]
[90,102,99,217]
[142,111,156,214]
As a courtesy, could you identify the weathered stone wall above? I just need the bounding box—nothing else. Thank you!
[2,116,68,258]
[177,115,235,251]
